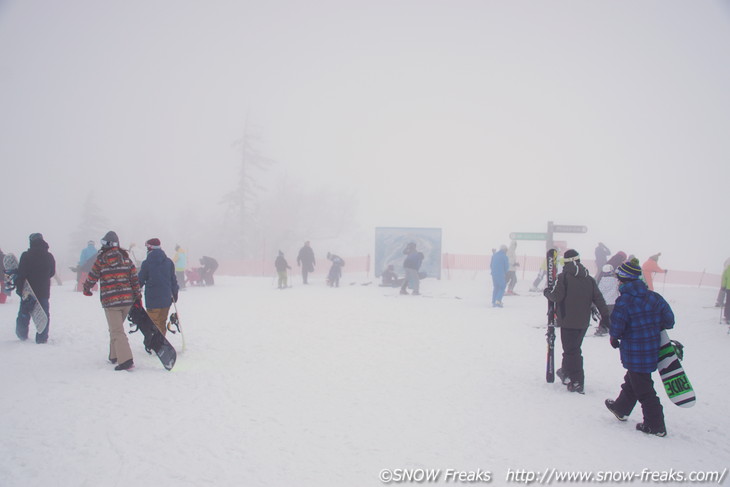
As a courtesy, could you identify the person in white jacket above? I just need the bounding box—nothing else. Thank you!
[596,264,619,336]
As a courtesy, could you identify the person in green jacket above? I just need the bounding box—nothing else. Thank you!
[722,261,730,324]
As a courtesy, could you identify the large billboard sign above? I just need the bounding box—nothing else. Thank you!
[374,227,442,279]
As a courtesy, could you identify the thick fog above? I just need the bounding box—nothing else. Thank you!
[1,1,729,274]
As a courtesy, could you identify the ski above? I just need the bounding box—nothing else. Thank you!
[545,249,558,383]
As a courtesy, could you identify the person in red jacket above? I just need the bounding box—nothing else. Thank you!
[641,253,667,292]
[83,231,141,371]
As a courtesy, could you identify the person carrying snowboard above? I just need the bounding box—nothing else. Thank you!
[275,250,291,289]
[605,258,675,437]
[83,231,141,371]
[16,233,56,343]
[138,238,179,336]
[543,249,609,393]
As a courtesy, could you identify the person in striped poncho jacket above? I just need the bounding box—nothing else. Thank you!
[83,231,142,371]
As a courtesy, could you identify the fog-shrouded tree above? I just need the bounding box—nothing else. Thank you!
[221,121,275,258]
[255,175,359,258]
[68,192,108,264]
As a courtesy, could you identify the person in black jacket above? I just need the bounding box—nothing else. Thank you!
[544,249,609,394]
[138,238,179,335]
[16,233,56,343]
[199,256,219,286]
[297,241,316,284]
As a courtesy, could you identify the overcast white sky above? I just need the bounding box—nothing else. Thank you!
[1,1,729,271]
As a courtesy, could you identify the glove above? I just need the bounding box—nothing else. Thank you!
[83,288,93,297]
[590,305,600,322]
[610,337,620,349]
[133,298,144,309]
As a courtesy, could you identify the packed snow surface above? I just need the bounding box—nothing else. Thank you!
[1,274,728,486]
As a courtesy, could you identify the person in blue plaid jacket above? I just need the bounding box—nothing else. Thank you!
[605,258,675,437]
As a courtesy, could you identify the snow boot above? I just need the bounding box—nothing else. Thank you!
[556,368,570,385]
[594,326,608,336]
[604,399,627,421]
[567,381,584,394]
[114,359,134,371]
[636,423,666,437]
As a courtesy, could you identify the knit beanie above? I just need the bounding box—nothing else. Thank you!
[101,231,119,248]
[616,258,642,281]
[29,233,43,243]
[563,249,580,263]
[145,238,161,250]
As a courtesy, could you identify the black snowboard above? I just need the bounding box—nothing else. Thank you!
[127,305,177,371]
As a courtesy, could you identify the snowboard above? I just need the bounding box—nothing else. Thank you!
[657,330,695,408]
[4,253,49,334]
[545,249,558,383]
[166,305,186,353]
[127,304,177,371]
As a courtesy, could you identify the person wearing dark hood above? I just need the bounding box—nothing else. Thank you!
[15,233,56,343]
[544,249,609,394]
[400,242,424,295]
[199,256,218,286]
[275,250,292,289]
[605,258,674,437]
[83,231,141,371]
[138,238,179,335]
[296,241,316,285]
[594,242,611,281]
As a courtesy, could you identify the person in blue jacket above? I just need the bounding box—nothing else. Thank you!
[399,242,424,295]
[490,245,509,307]
[138,238,179,336]
[605,258,675,437]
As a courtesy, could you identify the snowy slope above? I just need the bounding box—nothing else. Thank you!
[1,275,728,486]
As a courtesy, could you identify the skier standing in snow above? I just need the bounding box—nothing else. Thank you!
[641,253,667,292]
[543,249,609,393]
[505,240,519,296]
[490,245,509,307]
[326,252,345,287]
[138,238,179,336]
[83,231,141,371]
[605,258,674,437]
[297,241,316,285]
[15,233,56,343]
[722,261,730,324]
[173,245,187,290]
[275,251,291,289]
[595,264,619,336]
[399,242,424,295]
[594,242,611,280]
[76,240,98,291]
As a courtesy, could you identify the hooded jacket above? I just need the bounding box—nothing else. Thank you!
[610,279,674,373]
[16,238,56,301]
[85,247,141,308]
[544,261,609,330]
[138,248,178,309]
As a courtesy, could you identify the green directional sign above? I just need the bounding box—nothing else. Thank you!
[552,225,588,234]
[510,232,548,241]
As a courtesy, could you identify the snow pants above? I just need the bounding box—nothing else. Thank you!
[105,305,133,364]
[560,327,587,384]
[16,296,50,343]
[146,307,170,336]
[491,276,506,305]
[401,268,420,294]
[613,371,665,431]
[277,270,288,289]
